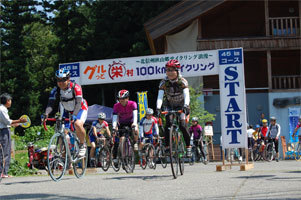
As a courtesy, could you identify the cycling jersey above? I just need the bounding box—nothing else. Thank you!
[49,82,88,112]
[157,76,189,108]
[189,125,203,140]
[89,120,109,143]
[113,100,137,125]
[260,127,268,137]
[139,116,159,138]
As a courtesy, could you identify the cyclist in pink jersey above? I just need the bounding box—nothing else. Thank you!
[112,89,138,155]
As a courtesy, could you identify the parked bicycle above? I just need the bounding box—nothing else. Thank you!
[161,110,185,179]
[43,113,88,182]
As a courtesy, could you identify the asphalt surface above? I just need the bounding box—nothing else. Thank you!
[0,160,301,200]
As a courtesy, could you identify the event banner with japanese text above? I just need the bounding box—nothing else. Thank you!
[218,48,248,149]
[59,50,218,85]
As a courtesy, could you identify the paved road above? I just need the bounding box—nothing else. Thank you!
[1,160,301,200]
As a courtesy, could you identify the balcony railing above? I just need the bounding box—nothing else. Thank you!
[269,17,300,37]
[272,75,301,90]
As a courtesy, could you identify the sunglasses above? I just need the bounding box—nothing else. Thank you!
[57,78,67,82]
[166,69,176,72]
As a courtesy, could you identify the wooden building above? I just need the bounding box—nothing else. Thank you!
[144,0,301,159]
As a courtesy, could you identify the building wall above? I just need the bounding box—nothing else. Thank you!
[268,91,301,158]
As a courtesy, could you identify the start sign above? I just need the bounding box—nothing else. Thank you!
[218,48,247,149]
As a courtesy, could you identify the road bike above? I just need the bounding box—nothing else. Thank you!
[161,110,185,179]
[43,113,88,182]
[264,137,276,162]
[189,139,208,165]
[95,137,111,171]
[154,136,167,168]
[111,126,135,173]
[138,137,156,170]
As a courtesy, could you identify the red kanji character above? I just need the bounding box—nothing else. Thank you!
[83,65,97,80]
[127,69,133,77]
[111,66,123,79]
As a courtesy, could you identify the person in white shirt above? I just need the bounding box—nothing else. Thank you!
[0,93,27,178]
[247,125,255,149]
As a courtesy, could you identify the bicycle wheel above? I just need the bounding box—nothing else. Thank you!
[139,148,147,170]
[264,143,273,162]
[0,144,4,183]
[178,136,185,175]
[169,126,179,179]
[123,139,135,173]
[73,142,88,178]
[100,146,111,172]
[157,145,167,168]
[189,146,195,166]
[111,145,121,172]
[146,144,156,169]
[47,133,67,182]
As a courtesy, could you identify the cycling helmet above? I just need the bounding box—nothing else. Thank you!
[117,89,129,99]
[56,68,71,79]
[270,116,276,121]
[192,117,198,122]
[255,124,260,129]
[146,108,154,115]
[262,119,268,123]
[165,59,181,70]
[97,112,106,120]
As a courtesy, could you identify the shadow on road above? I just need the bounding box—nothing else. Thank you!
[106,174,172,181]
[234,175,276,179]
[0,193,115,200]
[1,177,72,186]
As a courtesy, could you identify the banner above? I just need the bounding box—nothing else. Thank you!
[59,50,218,85]
[219,48,247,149]
[289,107,300,143]
[137,91,148,121]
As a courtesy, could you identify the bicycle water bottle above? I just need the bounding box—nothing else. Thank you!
[69,133,75,152]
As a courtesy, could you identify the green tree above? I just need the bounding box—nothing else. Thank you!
[189,86,215,127]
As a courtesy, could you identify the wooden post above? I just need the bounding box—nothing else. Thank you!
[245,148,249,164]
[264,0,270,36]
[267,50,272,91]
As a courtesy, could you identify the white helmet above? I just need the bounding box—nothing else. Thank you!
[146,108,154,115]
[97,112,106,120]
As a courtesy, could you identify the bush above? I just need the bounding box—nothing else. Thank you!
[8,159,37,176]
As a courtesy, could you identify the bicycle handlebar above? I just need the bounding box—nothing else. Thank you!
[161,110,183,115]
[43,118,74,132]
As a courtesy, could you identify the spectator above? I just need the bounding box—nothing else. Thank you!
[247,125,255,149]
[260,119,269,141]
[253,124,261,144]
[268,116,281,162]
[0,93,27,178]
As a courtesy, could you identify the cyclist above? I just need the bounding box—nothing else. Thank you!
[43,68,88,157]
[112,89,138,165]
[155,59,191,156]
[189,117,207,162]
[267,116,281,162]
[138,108,159,158]
[260,119,269,142]
[292,116,301,140]
[89,112,111,167]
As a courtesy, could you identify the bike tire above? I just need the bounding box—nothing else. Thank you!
[0,144,4,183]
[139,148,147,170]
[73,142,88,178]
[178,136,185,175]
[146,144,156,170]
[110,145,121,172]
[100,146,111,172]
[123,139,135,173]
[158,146,167,168]
[47,133,67,182]
[264,143,273,162]
[169,126,179,179]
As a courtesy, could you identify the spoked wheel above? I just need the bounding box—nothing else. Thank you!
[178,137,185,175]
[47,133,67,182]
[189,148,195,166]
[73,142,88,178]
[159,146,167,168]
[170,126,179,179]
[146,144,156,170]
[111,146,121,172]
[0,144,4,183]
[123,139,135,173]
[264,144,273,162]
[100,146,111,172]
[139,149,147,170]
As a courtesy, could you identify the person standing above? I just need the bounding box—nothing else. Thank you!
[0,93,27,178]
[268,117,281,162]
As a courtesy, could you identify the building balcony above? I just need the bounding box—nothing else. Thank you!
[272,75,301,90]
